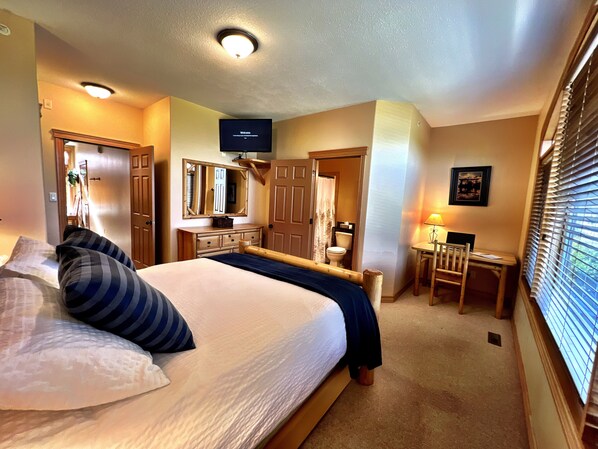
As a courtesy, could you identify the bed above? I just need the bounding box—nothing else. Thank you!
[0,234,382,449]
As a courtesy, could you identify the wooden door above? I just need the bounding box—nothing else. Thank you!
[268,159,316,258]
[130,146,155,268]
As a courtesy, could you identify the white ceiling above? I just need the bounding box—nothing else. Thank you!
[0,0,589,127]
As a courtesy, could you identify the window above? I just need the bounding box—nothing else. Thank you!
[523,154,552,287]
[524,45,598,403]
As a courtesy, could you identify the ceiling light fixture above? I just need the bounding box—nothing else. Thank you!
[0,23,11,36]
[217,29,258,59]
[81,82,114,99]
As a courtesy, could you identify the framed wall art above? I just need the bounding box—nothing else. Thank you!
[448,166,492,206]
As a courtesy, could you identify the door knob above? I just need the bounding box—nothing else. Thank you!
[268,224,273,229]
[145,220,153,225]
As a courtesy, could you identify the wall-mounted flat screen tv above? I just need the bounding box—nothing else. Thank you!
[219,119,272,153]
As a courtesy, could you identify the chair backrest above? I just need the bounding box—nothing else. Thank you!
[431,241,471,277]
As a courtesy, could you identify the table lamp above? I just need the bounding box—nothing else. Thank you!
[424,213,445,243]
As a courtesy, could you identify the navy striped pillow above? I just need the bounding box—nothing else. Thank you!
[61,226,136,271]
[57,246,195,353]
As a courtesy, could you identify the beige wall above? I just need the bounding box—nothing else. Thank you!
[0,11,46,254]
[273,102,377,159]
[423,115,538,256]
[421,115,537,296]
[396,106,431,294]
[38,81,143,245]
[168,97,268,262]
[143,97,171,263]
[318,157,361,224]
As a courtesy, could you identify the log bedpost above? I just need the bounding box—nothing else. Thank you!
[359,268,383,386]
[239,239,251,254]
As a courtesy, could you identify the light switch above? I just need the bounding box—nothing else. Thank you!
[43,99,53,110]
[49,192,57,202]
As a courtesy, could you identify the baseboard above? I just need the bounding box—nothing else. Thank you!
[382,279,414,303]
[512,316,537,449]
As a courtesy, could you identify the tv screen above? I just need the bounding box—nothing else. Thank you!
[219,119,272,153]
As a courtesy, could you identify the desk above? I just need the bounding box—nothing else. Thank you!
[411,242,517,319]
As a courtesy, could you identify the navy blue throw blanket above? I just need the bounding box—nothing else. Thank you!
[209,253,382,378]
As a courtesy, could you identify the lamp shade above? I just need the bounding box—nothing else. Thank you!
[217,29,258,59]
[424,213,445,226]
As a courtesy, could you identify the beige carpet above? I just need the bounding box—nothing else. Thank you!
[301,287,529,449]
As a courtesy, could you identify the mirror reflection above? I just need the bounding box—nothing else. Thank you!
[183,159,248,218]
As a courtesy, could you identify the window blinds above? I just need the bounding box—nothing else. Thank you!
[525,49,598,402]
[523,155,552,287]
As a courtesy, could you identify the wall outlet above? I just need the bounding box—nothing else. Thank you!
[49,192,57,202]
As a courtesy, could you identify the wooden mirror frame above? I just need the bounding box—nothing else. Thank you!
[182,158,249,219]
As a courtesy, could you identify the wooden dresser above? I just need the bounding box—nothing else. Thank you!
[177,224,263,260]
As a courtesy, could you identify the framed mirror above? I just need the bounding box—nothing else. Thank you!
[183,159,248,218]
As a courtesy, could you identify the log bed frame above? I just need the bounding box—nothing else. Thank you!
[238,240,383,449]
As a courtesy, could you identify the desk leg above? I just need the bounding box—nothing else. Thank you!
[414,250,422,296]
[495,265,508,319]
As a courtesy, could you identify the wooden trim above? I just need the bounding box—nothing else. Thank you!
[539,5,598,141]
[236,158,271,185]
[518,280,584,449]
[382,279,414,303]
[54,137,67,238]
[512,315,538,449]
[263,365,351,449]
[308,147,368,159]
[182,158,249,218]
[52,129,139,239]
[51,129,140,150]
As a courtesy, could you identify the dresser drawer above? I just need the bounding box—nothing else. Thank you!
[197,248,233,257]
[243,230,261,245]
[222,232,243,247]
[197,235,221,251]
[178,225,263,261]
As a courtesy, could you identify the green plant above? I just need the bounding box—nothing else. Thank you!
[67,169,79,187]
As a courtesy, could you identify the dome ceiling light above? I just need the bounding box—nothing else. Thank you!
[217,29,258,59]
[81,82,114,99]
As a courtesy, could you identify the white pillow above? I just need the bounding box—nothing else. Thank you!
[1,236,59,288]
[0,277,170,410]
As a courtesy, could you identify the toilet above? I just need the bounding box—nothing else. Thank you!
[326,231,353,267]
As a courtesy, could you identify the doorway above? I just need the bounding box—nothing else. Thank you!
[53,130,156,267]
[266,148,367,270]
[313,153,364,270]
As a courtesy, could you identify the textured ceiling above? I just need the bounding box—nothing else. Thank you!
[0,0,589,126]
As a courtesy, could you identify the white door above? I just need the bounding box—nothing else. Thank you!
[214,166,227,214]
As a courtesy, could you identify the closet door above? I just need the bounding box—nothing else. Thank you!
[267,159,316,258]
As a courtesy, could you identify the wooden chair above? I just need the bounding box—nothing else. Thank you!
[429,241,470,314]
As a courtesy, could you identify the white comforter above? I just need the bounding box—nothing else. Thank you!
[0,258,347,449]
